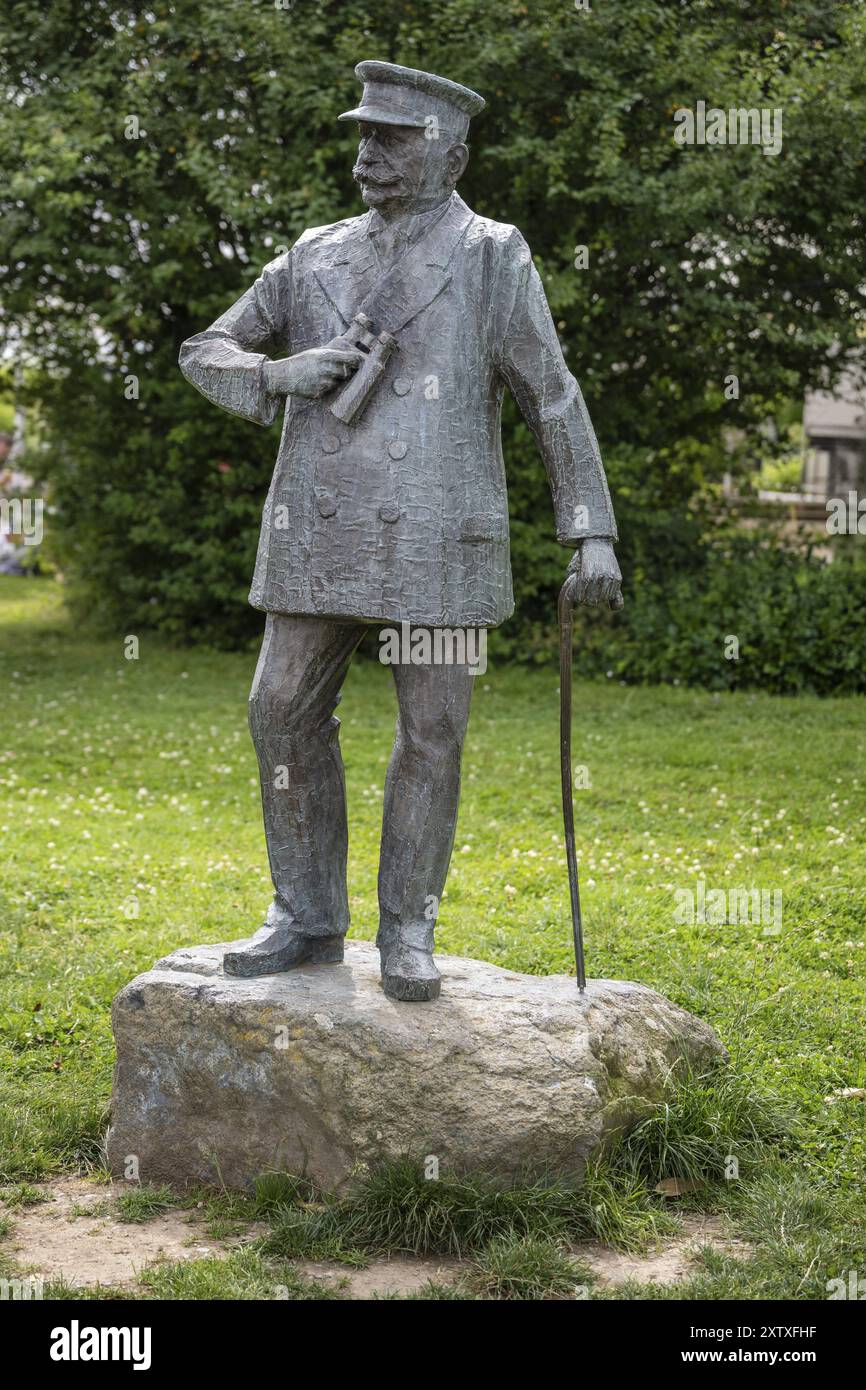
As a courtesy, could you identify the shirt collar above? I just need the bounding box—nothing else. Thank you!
[366,194,454,248]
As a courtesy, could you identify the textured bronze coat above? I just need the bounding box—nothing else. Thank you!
[179,193,617,627]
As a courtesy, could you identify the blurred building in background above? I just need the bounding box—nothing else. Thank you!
[802,366,866,501]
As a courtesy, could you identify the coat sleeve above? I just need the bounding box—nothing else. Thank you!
[178,254,292,427]
[494,231,617,544]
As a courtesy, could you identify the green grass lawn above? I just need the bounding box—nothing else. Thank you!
[1,576,865,1299]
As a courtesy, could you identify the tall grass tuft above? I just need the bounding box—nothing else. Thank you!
[615,1059,798,1187]
[263,1155,674,1259]
[467,1233,593,1300]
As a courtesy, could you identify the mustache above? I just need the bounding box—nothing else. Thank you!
[352,164,401,186]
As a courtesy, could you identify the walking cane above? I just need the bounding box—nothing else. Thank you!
[558,572,623,992]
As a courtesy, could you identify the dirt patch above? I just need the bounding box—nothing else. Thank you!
[297,1256,463,1299]
[5,1182,749,1298]
[5,1178,261,1290]
[576,1214,751,1288]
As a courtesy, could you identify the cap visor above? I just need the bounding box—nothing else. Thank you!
[337,105,427,128]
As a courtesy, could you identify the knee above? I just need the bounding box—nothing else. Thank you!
[397,708,467,767]
[249,671,335,739]
[248,673,281,732]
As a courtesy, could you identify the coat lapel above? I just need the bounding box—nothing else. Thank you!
[311,220,379,328]
[312,194,476,335]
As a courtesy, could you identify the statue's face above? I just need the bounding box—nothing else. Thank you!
[353,121,461,212]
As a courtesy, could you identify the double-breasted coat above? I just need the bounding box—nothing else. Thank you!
[179,192,617,627]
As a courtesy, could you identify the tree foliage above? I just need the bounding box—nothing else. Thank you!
[2,0,865,646]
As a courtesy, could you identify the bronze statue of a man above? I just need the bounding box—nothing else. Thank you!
[179,61,621,1003]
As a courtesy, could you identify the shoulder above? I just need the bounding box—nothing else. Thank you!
[255,213,369,280]
[462,212,532,271]
[292,213,369,266]
[457,213,533,301]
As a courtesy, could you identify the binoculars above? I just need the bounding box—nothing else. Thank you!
[329,313,397,425]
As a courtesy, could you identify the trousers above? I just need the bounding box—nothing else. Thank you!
[248,613,477,942]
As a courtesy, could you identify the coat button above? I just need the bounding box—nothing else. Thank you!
[322,435,340,454]
[392,377,412,396]
[316,493,337,518]
[388,440,408,460]
[378,502,400,524]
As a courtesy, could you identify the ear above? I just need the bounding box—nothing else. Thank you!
[446,142,469,185]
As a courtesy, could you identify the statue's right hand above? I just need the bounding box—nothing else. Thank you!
[264,348,363,399]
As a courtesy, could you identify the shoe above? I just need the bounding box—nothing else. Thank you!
[224,922,344,978]
[378,921,441,1002]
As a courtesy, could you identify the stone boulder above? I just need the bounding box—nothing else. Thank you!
[107,941,724,1192]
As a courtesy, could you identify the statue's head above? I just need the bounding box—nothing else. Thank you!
[339,61,485,215]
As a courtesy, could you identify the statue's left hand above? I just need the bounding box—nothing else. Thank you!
[567,539,623,609]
